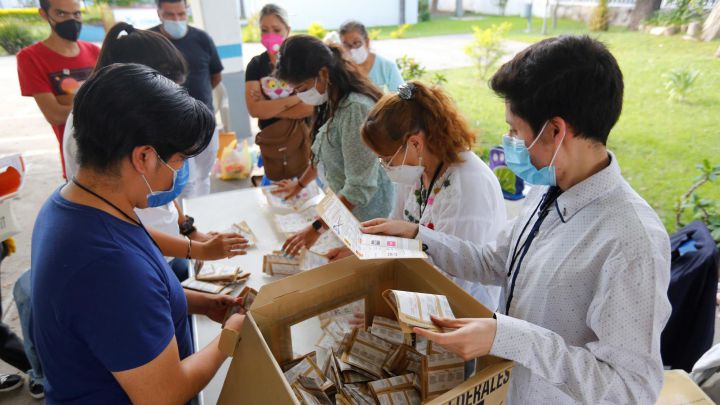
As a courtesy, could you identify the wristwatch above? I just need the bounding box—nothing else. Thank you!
[179,215,197,237]
[312,219,325,234]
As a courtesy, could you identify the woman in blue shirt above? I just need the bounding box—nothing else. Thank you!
[339,20,404,93]
[31,63,245,404]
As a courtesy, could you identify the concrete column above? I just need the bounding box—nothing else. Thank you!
[190,0,252,140]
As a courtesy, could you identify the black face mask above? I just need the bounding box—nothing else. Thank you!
[49,17,82,42]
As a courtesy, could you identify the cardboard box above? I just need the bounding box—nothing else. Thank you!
[656,370,714,405]
[217,257,513,405]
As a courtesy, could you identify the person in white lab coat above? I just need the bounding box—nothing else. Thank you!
[331,80,506,311]
[361,36,672,404]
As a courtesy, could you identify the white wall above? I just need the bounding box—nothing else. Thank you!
[243,0,418,30]
[437,0,552,18]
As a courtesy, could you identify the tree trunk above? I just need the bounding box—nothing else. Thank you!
[455,0,464,17]
[627,0,663,30]
[431,0,440,12]
[239,0,246,20]
[703,1,720,41]
[399,0,406,24]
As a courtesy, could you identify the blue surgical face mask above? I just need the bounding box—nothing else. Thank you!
[162,19,188,39]
[502,121,565,186]
[142,154,189,207]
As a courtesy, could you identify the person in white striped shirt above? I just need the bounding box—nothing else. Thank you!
[360,35,671,404]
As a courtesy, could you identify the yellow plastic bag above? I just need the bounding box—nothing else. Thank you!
[217,139,252,180]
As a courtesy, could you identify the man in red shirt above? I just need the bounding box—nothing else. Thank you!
[17,0,99,179]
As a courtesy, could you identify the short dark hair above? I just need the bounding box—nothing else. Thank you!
[73,63,215,173]
[97,22,188,85]
[339,20,368,40]
[39,0,49,11]
[156,0,186,6]
[490,35,623,145]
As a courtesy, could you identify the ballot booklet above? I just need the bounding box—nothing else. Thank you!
[262,250,329,276]
[315,191,427,260]
[382,290,456,333]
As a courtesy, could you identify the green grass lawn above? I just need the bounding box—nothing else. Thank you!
[368,14,588,40]
[422,18,720,232]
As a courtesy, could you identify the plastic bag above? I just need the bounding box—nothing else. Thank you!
[215,139,252,180]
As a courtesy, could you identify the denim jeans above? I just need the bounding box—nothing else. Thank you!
[13,270,44,384]
[168,258,190,282]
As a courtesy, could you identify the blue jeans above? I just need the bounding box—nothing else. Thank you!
[13,270,44,385]
[168,258,189,282]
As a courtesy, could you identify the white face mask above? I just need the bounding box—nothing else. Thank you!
[350,46,369,64]
[296,78,328,106]
[382,144,424,186]
[162,19,188,39]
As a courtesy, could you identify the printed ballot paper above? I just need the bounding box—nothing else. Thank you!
[316,191,426,260]
[382,290,456,333]
[263,182,323,211]
[229,221,257,247]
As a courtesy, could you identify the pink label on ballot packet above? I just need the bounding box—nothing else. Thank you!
[387,241,396,247]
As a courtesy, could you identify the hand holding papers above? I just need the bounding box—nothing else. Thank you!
[228,221,257,247]
[316,191,426,260]
[263,181,322,211]
[263,250,330,276]
[382,290,456,333]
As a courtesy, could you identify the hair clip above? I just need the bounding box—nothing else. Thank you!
[118,24,135,39]
[398,82,415,100]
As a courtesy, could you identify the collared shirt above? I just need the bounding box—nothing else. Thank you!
[312,92,394,221]
[418,152,671,404]
[390,151,506,310]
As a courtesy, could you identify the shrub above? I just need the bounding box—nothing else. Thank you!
[390,23,411,39]
[242,12,260,43]
[419,0,431,22]
[675,160,720,246]
[368,28,382,40]
[644,0,707,26]
[0,20,35,55]
[308,22,327,39]
[664,68,700,102]
[589,0,610,31]
[396,55,426,81]
[431,72,448,86]
[464,22,511,79]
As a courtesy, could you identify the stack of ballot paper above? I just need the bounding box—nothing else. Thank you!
[262,250,330,276]
[181,262,250,294]
[282,290,466,405]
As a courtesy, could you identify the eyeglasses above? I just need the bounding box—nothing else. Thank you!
[343,40,365,50]
[378,144,405,170]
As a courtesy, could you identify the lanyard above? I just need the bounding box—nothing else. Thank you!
[419,162,444,220]
[505,186,562,314]
[71,177,161,251]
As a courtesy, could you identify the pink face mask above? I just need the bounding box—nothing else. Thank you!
[261,33,284,55]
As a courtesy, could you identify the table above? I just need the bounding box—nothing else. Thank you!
[184,187,528,405]
[184,187,299,405]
